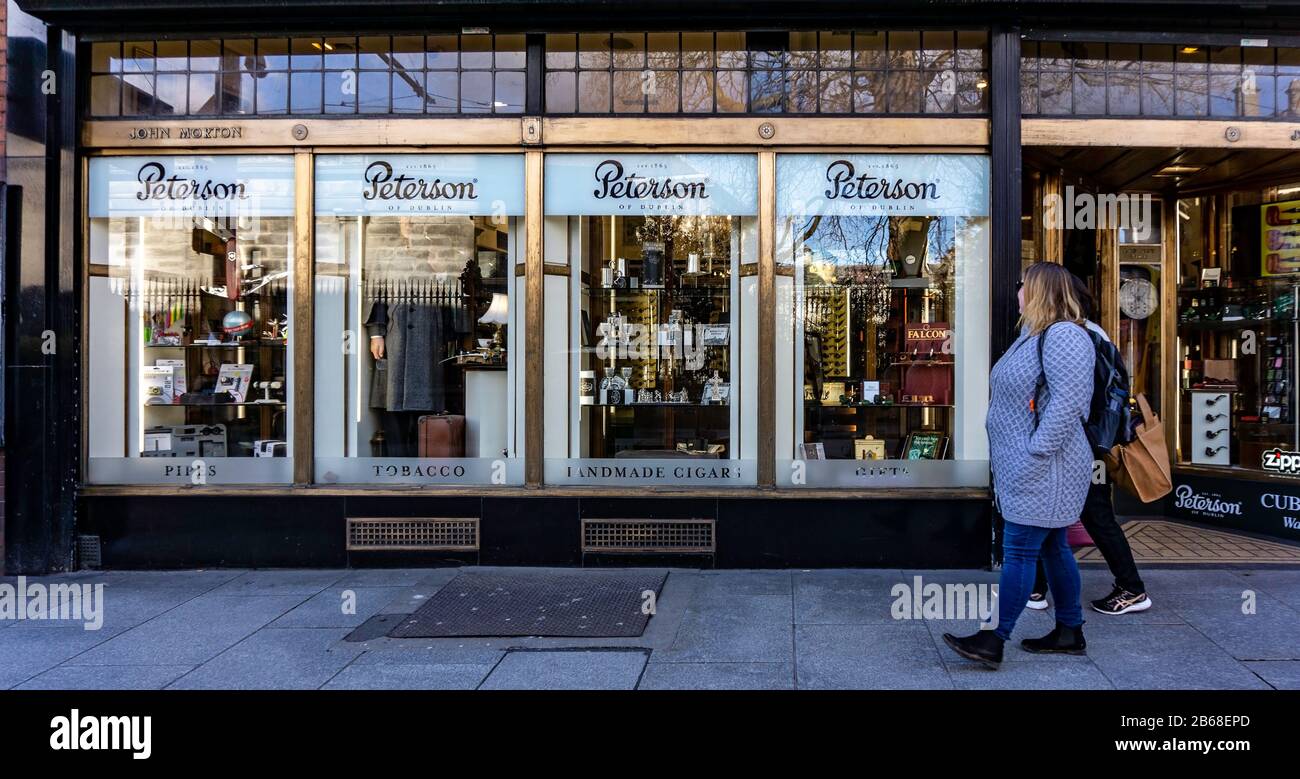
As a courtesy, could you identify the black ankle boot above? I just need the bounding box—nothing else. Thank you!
[942,629,1004,669]
[1021,622,1087,655]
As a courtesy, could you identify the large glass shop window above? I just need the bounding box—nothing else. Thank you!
[313,155,525,484]
[87,155,295,484]
[775,154,991,487]
[543,154,758,486]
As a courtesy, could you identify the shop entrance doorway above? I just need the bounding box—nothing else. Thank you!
[1023,142,1300,533]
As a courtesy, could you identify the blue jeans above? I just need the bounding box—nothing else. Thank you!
[995,520,1083,641]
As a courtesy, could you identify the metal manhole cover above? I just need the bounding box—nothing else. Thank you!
[388,569,668,638]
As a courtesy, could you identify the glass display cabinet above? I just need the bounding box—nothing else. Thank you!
[1177,196,1300,472]
[579,213,738,458]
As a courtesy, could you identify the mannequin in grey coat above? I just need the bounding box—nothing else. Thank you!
[367,300,464,413]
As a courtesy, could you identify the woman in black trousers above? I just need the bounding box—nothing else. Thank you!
[1026,276,1151,616]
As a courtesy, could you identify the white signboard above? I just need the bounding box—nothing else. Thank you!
[89,155,295,218]
[777,154,990,217]
[315,154,525,216]
[544,153,758,216]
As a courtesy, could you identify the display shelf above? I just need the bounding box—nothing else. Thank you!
[146,401,285,408]
[585,402,729,408]
[145,342,288,349]
[1177,319,1287,331]
[585,285,729,298]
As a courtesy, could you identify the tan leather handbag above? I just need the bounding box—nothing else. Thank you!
[1103,394,1172,503]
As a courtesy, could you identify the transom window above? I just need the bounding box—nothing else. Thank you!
[1022,40,1300,119]
[85,30,990,120]
[88,35,527,118]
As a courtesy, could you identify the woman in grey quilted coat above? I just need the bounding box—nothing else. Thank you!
[943,262,1095,669]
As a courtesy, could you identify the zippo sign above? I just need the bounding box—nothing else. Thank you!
[1166,474,1300,540]
[1260,447,1300,476]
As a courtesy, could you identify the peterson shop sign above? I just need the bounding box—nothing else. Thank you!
[315,154,525,216]
[544,153,758,216]
[1166,474,1300,541]
[777,153,990,217]
[89,155,295,217]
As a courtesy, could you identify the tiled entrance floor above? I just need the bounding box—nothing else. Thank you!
[1077,520,1300,564]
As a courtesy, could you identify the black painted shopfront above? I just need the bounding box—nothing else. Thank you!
[6,1,1300,574]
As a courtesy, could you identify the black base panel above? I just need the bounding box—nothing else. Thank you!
[582,553,716,569]
[345,550,478,568]
[77,494,991,571]
[1165,472,1300,543]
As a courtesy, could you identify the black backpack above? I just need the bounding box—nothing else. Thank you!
[1034,323,1132,454]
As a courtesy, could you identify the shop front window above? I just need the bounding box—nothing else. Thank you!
[313,154,525,484]
[87,155,296,484]
[775,153,990,487]
[542,153,758,486]
[1177,190,1299,474]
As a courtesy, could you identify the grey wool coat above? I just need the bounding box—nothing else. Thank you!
[986,321,1096,528]
[366,301,464,413]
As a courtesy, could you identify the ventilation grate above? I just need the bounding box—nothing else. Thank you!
[582,519,715,554]
[346,517,479,552]
[77,535,103,570]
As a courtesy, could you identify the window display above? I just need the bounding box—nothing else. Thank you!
[1176,193,1299,474]
[314,154,525,484]
[775,153,991,487]
[542,153,758,485]
[87,155,295,483]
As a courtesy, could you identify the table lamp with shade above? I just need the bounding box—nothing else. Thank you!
[478,292,509,359]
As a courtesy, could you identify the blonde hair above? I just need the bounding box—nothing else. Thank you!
[1019,262,1085,335]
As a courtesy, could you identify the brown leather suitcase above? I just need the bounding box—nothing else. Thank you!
[417,414,465,458]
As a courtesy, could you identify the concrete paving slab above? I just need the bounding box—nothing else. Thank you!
[793,569,913,625]
[71,595,305,666]
[1244,660,1300,690]
[479,649,648,690]
[207,570,347,597]
[17,664,194,691]
[794,623,953,689]
[0,627,118,689]
[1160,590,1300,661]
[323,662,494,690]
[333,569,437,588]
[945,660,1115,690]
[653,612,793,664]
[271,587,410,629]
[1234,570,1300,610]
[169,628,361,690]
[638,662,795,690]
[1085,624,1271,690]
[678,570,792,624]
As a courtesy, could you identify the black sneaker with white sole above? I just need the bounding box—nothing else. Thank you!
[1091,587,1152,615]
[1026,592,1049,610]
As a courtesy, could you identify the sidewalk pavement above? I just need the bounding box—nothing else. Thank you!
[1,566,1298,690]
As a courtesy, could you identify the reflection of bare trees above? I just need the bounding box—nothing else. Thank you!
[795,215,956,325]
[1027,47,1300,118]
[562,32,986,115]
[751,46,975,113]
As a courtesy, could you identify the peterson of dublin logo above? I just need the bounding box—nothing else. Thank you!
[362,160,478,202]
[592,159,710,201]
[136,161,248,202]
[823,159,939,202]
